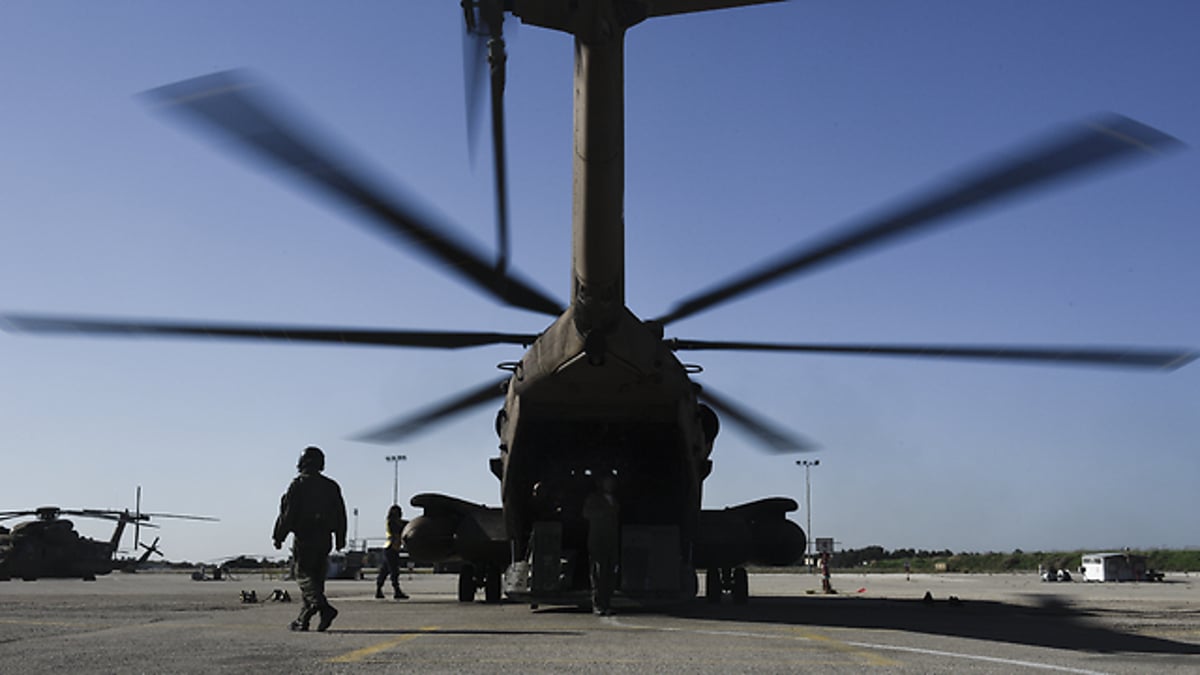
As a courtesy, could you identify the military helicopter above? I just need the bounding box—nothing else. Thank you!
[2,0,1194,606]
[121,535,165,573]
[0,506,216,581]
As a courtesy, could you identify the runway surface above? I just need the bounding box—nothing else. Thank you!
[1,571,1198,673]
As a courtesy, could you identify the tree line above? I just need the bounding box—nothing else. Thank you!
[826,546,1200,573]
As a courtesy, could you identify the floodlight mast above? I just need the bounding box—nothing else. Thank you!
[386,454,407,506]
[797,459,819,558]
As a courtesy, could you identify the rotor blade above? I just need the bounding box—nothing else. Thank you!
[645,0,786,17]
[2,313,538,350]
[143,70,561,316]
[463,1,512,276]
[655,115,1182,325]
[71,509,147,522]
[69,510,162,528]
[68,508,139,518]
[352,376,509,444]
[75,507,217,523]
[139,512,220,522]
[462,3,488,164]
[488,31,511,278]
[697,385,816,453]
[669,339,1198,371]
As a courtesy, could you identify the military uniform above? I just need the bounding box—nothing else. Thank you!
[273,447,347,632]
[582,478,620,615]
[374,507,409,599]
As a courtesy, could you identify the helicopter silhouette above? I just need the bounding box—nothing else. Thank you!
[1,1,1194,605]
[0,506,215,581]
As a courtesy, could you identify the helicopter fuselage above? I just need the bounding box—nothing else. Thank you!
[488,6,721,604]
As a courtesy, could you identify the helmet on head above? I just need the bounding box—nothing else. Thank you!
[297,445,325,472]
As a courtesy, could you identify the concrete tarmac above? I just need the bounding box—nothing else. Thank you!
[1,571,1198,673]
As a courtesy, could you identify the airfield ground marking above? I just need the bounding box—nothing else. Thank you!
[0,617,86,629]
[611,617,1114,674]
[327,625,439,663]
[795,630,901,667]
[605,618,894,667]
[840,641,1111,675]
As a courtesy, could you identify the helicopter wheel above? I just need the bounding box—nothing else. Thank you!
[484,567,502,604]
[457,564,477,602]
[83,574,97,581]
[22,576,38,582]
[731,567,749,604]
[705,568,722,603]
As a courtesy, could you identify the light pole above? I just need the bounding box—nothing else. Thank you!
[796,459,819,558]
[386,454,407,506]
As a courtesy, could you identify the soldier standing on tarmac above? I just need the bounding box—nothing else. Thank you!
[583,473,620,616]
[375,504,409,600]
[273,446,348,632]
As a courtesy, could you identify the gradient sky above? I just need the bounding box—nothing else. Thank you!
[2,1,1197,564]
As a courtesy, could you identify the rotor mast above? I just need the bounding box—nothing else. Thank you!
[513,0,637,335]
[571,26,627,335]
[514,0,781,333]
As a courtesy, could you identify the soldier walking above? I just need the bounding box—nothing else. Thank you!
[375,504,409,599]
[273,446,348,632]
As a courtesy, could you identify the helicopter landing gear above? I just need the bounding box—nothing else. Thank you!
[458,563,504,604]
[458,564,476,602]
[484,567,502,604]
[705,567,749,604]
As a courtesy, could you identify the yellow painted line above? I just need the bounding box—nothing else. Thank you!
[795,630,902,667]
[328,626,439,664]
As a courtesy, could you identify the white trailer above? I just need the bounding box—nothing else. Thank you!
[1081,552,1148,582]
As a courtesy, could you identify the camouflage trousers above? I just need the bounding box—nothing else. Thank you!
[590,552,617,612]
[293,538,333,625]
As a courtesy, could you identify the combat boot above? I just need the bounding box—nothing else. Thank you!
[316,605,339,632]
[290,605,317,631]
[375,586,385,599]
[394,588,408,600]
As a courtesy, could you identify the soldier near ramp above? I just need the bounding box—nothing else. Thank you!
[582,473,620,616]
[273,446,348,632]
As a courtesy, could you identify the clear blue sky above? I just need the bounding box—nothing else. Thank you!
[2,1,1197,563]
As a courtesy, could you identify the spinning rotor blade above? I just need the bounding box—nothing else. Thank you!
[697,386,815,454]
[462,0,513,276]
[670,339,1197,371]
[488,25,511,278]
[353,376,510,444]
[645,0,786,17]
[144,70,560,316]
[462,2,488,164]
[2,313,538,350]
[656,115,1182,325]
